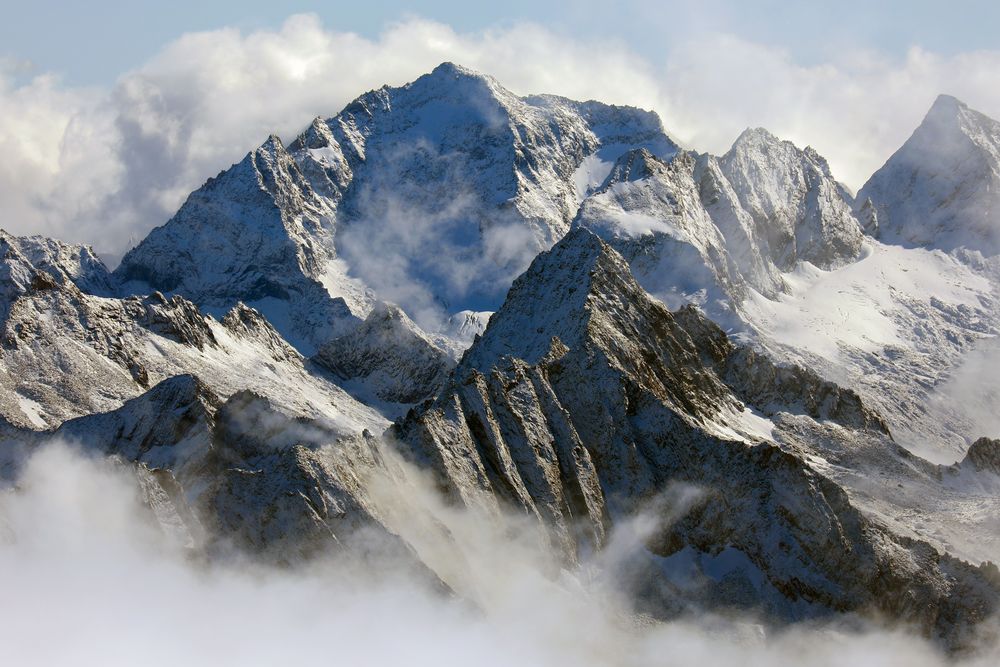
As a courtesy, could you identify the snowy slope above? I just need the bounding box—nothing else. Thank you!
[0,242,387,434]
[570,102,1000,461]
[574,129,864,321]
[858,95,1000,256]
[738,240,999,462]
[394,229,1000,641]
[117,62,678,351]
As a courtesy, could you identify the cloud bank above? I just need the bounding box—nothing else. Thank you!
[2,13,1000,259]
[2,441,999,666]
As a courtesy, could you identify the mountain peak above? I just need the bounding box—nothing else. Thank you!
[289,116,335,151]
[0,230,114,297]
[857,94,1000,254]
[929,93,964,113]
[409,61,502,96]
[452,224,745,425]
[730,126,783,151]
[913,93,1000,143]
[117,63,679,352]
[260,133,285,152]
[430,61,485,79]
[315,300,453,404]
[459,227,620,370]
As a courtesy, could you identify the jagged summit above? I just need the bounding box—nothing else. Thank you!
[717,127,864,271]
[858,94,1000,255]
[572,124,865,324]
[114,123,359,353]
[459,227,617,369]
[420,61,506,94]
[728,126,783,150]
[908,93,999,148]
[392,222,998,638]
[115,63,679,351]
[0,229,114,297]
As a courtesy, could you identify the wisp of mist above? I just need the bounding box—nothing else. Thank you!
[2,441,999,666]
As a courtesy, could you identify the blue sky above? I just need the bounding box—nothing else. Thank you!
[3,0,999,85]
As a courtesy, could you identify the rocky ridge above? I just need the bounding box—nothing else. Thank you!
[1,65,1000,651]
[392,229,999,644]
[858,94,1000,256]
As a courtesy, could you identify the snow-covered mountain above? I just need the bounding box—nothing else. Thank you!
[0,232,386,434]
[574,127,865,317]
[398,229,1000,641]
[116,62,677,350]
[858,94,1000,256]
[0,231,115,307]
[114,135,363,353]
[571,101,1000,462]
[3,65,1000,651]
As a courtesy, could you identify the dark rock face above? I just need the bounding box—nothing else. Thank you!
[127,292,218,351]
[392,229,998,643]
[965,437,1000,474]
[314,303,454,404]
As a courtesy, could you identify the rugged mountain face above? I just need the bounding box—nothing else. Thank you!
[574,149,753,313]
[116,62,677,348]
[963,437,1000,475]
[858,94,1000,255]
[314,302,454,406]
[718,128,864,271]
[115,136,366,353]
[573,103,1000,462]
[0,231,114,309]
[574,129,864,318]
[392,229,999,643]
[4,66,1000,653]
[0,239,386,434]
[2,374,412,562]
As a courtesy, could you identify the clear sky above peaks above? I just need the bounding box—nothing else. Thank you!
[2,0,998,85]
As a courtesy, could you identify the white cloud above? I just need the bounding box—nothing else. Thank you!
[2,441,998,666]
[1,14,999,259]
[661,36,1000,189]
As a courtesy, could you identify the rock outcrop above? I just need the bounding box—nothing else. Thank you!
[315,302,454,405]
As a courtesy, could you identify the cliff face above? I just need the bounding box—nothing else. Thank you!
[392,229,996,641]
